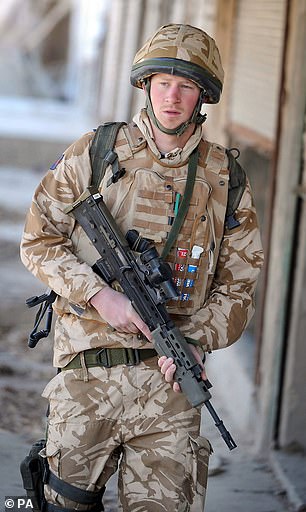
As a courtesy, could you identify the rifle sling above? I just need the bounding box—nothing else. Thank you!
[90,122,126,189]
[161,147,199,259]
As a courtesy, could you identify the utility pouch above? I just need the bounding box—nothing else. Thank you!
[20,439,48,512]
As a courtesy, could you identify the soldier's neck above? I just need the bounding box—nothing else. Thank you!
[152,123,196,154]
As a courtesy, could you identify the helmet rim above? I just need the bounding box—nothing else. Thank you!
[130,57,222,104]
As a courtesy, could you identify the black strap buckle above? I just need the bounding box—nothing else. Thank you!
[95,348,141,367]
[124,348,140,366]
[105,150,126,187]
[96,348,111,368]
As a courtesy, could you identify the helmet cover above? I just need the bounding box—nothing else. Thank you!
[131,23,224,103]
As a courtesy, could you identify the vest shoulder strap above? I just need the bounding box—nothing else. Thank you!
[202,141,247,229]
[225,148,247,229]
[89,121,147,189]
[89,121,127,189]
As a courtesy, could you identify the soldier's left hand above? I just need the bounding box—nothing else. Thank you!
[157,344,207,393]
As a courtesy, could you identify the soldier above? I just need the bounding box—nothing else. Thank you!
[20,24,264,511]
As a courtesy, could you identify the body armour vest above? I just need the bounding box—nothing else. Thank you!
[72,122,231,318]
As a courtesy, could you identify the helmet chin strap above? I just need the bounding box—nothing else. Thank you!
[145,81,207,137]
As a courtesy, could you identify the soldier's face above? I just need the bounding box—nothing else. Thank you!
[149,73,201,130]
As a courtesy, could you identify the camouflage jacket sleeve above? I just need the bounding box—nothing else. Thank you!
[180,178,264,352]
[20,132,107,310]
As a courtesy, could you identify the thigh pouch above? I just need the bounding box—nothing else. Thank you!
[21,439,105,512]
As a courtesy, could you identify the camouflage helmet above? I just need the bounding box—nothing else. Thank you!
[131,23,224,104]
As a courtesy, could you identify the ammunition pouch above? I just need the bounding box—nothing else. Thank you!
[20,439,105,512]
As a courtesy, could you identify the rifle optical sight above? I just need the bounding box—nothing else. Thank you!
[126,229,179,301]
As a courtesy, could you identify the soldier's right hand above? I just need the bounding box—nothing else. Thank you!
[90,287,152,341]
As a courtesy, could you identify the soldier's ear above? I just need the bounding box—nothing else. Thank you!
[141,78,152,94]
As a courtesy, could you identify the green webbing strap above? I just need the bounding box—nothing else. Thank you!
[161,147,199,259]
[90,122,126,189]
[61,348,157,370]
[185,336,201,347]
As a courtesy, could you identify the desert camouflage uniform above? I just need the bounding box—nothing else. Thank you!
[20,109,263,511]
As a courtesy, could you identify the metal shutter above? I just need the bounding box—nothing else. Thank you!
[229,0,286,141]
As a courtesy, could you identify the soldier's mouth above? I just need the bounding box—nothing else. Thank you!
[162,109,182,116]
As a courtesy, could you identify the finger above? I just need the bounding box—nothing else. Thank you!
[158,356,167,368]
[116,322,139,334]
[173,382,181,393]
[129,308,152,341]
[164,363,176,382]
[159,357,174,375]
[127,323,140,334]
[133,319,152,341]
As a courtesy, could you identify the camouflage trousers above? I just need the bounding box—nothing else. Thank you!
[41,356,212,511]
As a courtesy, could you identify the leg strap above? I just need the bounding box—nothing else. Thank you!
[45,470,104,508]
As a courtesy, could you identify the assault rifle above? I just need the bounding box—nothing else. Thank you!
[65,186,237,451]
